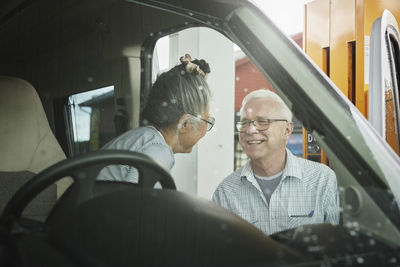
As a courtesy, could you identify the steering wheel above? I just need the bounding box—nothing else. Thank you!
[1,150,176,224]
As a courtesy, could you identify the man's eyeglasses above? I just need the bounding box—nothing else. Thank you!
[236,118,287,132]
[191,114,215,131]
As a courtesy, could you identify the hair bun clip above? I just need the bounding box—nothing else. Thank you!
[180,53,207,78]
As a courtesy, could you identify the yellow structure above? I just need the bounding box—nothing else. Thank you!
[303,0,400,162]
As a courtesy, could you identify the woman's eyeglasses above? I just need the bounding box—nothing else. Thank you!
[191,114,215,131]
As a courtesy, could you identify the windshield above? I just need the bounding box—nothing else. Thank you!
[223,3,400,246]
[3,0,400,265]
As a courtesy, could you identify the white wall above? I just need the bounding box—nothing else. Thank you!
[168,27,235,200]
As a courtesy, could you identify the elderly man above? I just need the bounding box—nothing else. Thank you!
[213,89,339,235]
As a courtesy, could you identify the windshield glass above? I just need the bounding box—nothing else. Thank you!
[3,0,400,265]
[224,3,400,246]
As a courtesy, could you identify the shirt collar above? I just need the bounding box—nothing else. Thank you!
[240,160,259,188]
[240,148,303,183]
[282,148,303,181]
[146,125,165,141]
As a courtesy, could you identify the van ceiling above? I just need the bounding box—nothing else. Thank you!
[0,0,239,97]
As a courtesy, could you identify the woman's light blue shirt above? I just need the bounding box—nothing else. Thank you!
[96,126,174,183]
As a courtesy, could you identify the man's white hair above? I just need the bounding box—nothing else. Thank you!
[240,89,293,122]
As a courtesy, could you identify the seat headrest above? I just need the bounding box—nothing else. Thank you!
[0,76,65,173]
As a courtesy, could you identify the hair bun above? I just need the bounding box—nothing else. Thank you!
[191,59,210,74]
[179,54,210,78]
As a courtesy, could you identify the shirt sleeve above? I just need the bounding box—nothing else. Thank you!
[123,143,173,184]
[212,186,222,204]
[323,169,340,224]
[212,182,233,212]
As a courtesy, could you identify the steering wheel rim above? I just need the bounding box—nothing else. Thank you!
[1,150,176,222]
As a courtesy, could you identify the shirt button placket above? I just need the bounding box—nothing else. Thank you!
[269,193,277,234]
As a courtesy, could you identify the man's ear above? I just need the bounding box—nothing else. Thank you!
[177,114,193,133]
[285,122,294,139]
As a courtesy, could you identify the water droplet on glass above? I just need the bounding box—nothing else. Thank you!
[188,12,193,16]
[170,99,177,104]
[143,119,149,125]
[220,223,227,231]
[263,188,271,195]
[303,236,310,243]
[244,88,248,92]
[141,68,144,72]
[349,230,357,236]
[357,171,362,175]
[180,70,186,75]
[247,108,253,113]
[149,32,154,37]
[147,54,152,59]
[307,245,324,252]
[184,21,189,25]
[356,257,364,264]
[87,76,94,82]
[161,101,168,107]
[346,135,351,140]
[311,234,318,241]
[198,85,204,90]
[236,76,240,81]
[369,239,375,246]
[376,222,382,228]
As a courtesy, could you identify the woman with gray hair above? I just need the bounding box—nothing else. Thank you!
[97,54,215,183]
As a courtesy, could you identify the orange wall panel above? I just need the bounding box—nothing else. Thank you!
[355,0,366,115]
[305,0,330,67]
[304,0,330,163]
[330,0,356,98]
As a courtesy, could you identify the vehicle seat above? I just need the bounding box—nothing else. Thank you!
[0,76,70,221]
